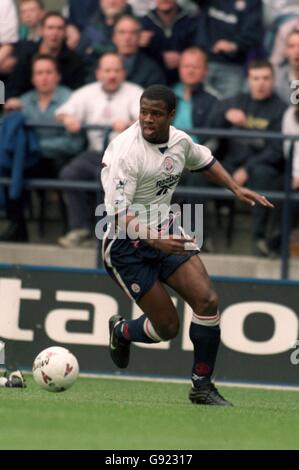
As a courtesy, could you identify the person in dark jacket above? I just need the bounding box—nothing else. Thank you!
[195,0,264,98]
[209,60,287,255]
[173,46,219,138]
[140,0,200,85]
[64,0,99,50]
[77,0,134,81]
[173,46,220,252]
[6,11,85,98]
[66,0,99,31]
[0,54,85,242]
[112,15,166,88]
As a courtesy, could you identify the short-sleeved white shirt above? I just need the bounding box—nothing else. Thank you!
[55,81,143,151]
[101,121,215,227]
[0,0,18,44]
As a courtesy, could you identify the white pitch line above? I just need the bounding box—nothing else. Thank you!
[80,372,299,392]
[2,368,299,392]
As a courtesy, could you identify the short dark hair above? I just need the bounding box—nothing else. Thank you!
[141,85,176,113]
[114,15,141,32]
[248,60,274,74]
[42,11,66,27]
[20,0,45,9]
[32,53,60,73]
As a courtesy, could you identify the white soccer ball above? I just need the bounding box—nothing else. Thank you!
[32,346,79,392]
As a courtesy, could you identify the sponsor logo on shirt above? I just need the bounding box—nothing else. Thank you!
[156,174,181,196]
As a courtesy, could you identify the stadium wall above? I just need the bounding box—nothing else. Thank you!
[1,265,299,386]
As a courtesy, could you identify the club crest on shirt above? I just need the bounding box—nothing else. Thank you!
[164,156,174,173]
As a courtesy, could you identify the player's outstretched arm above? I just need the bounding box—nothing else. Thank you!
[202,160,274,208]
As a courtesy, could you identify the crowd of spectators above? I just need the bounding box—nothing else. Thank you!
[0,0,299,256]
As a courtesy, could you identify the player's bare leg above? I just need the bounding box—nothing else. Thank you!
[109,280,179,368]
[165,255,232,406]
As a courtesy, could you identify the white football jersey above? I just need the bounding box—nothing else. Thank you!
[101,121,215,227]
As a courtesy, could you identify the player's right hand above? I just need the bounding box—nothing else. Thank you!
[149,236,195,256]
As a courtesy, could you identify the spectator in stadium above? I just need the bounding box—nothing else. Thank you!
[270,17,299,66]
[64,0,99,31]
[209,60,287,256]
[0,54,85,242]
[6,11,85,99]
[0,0,18,80]
[77,0,133,81]
[112,16,166,88]
[128,0,156,16]
[282,102,299,239]
[263,0,299,55]
[63,0,99,51]
[263,0,299,29]
[172,46,220,252]
[195,0,264,99]
[55,52,143,248]
[128,0,199,16]
[140,0,199,85]
[283,102,299,190]
[173,47,219,140]
[274,29,299,105]
[19,0,45,42]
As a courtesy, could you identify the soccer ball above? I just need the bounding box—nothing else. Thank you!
[32,346,79,392]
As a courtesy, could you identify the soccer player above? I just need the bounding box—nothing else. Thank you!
[101,85,273,406]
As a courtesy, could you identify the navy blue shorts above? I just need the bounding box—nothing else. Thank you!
[102,235,198,301]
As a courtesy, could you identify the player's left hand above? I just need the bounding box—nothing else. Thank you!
[234,187,274,208]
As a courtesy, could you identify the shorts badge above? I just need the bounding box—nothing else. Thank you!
[131,283,141,294]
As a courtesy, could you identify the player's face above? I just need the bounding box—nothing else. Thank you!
[248,68,273,100]
[139,98,175,143]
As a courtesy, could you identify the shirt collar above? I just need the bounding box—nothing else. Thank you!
[30,87,61,106]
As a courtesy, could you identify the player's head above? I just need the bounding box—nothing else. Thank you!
[139,85,176,143]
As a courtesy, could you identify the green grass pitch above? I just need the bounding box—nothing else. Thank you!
[1,376,299,450]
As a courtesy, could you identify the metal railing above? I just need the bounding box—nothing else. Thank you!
[0,121,298,278]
